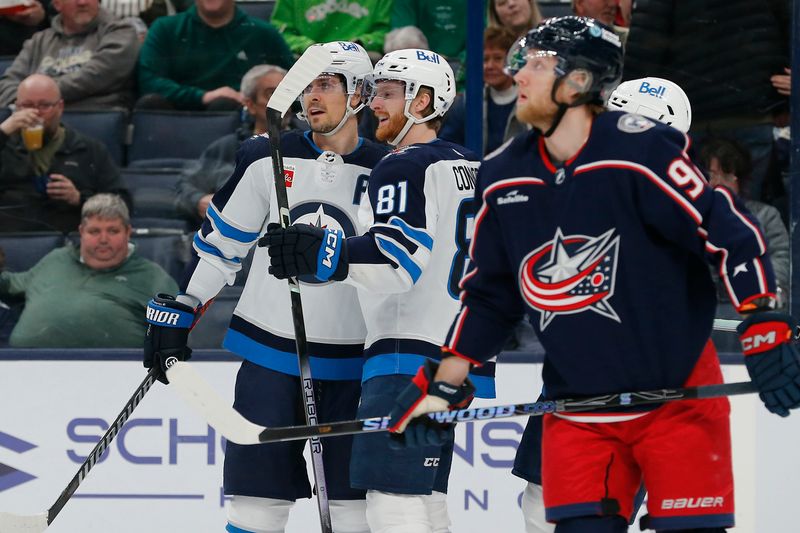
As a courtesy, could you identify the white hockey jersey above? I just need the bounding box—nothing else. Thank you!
[183,130,388,380]
[345,139,495,397]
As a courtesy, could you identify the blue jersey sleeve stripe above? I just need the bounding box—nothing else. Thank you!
[375,235,422,283]
[389,216,434,250]
[371,225,419,254]
[193,234,242,264]
[206,204,261,244]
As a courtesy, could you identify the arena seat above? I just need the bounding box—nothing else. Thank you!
[236,0,276,20]
[130,229,191,282]
[0,55,14,76]
[120,168,182,218]
[127,110,240,165]
[61,109,127,166]
[539,1,574,19]
[0,232,65,272]
[131,217,192,232]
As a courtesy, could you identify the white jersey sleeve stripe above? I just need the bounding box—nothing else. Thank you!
[206,204,261,244]
[388,216,434,250]
[193,233,242,264]
[375,234,423,283]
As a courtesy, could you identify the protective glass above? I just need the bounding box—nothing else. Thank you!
[361,76,407,106]
[302,74,345,95]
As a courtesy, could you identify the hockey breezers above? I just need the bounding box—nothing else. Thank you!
[166,361,757,446]
[0,368,159,533]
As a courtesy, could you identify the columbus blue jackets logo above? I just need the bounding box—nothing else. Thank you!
[519,228,621,330]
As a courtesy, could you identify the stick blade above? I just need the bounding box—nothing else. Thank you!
[166,362,263,445]
[267,45,333,116]
[0,511,48,533]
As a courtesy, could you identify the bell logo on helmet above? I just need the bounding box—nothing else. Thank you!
[638,81,666,98]
[416,50,441,64]
[339,42,359,52]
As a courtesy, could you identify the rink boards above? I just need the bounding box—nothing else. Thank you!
[0,353,798,532]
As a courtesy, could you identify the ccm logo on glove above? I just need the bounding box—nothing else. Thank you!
[740,321,790,355]
[321,230,339,268]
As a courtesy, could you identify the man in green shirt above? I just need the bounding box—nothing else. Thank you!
[271,0,390,56]
[0,193,178,347]
[137,0,293,110]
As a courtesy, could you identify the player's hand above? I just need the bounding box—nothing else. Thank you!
[387,359,475,448]
[0,107,40,136]
[258,223,349,282]
[46,174,80,205]
[738,311,800,417]
[144,294,196,384]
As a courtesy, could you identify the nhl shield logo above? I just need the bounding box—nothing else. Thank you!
[519,228,621,330]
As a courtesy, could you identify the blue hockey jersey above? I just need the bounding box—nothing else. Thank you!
[182,130,388,380]
[345,138,496,397]
[444,112,775,399]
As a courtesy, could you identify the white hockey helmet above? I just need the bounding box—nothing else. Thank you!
[607,77,692,133]
[300,41,373,136]
[365,48,456,145]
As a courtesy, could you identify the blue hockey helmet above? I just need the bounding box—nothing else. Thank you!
[507,16,624,105]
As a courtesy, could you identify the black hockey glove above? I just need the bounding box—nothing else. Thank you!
[144,294,196,384]
[737,311,800,417]
[258,223,348,282]
[387,359,475,448]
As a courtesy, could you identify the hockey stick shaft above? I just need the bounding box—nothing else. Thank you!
[713,318,740,333]
[167,361,756,446]
[264,45,334,533]
[252,380,757,444]
[0,368,159,533]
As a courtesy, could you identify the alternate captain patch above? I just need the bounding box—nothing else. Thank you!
[617,113,656,133]
[519,228,621,330]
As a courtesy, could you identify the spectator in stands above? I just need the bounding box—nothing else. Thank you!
[699,138,790,309]
[440,26,528,154]
[571,0,628,42]
[0,74,128,233]
[390,0,466,63]
[0,0,52,56]
[383,25,428,53]
[103,0,193,43]
[271,0,391,58]
[176,64,300,224]
[137,0,293,111]
[0,0,138,109]
[0,193,178,347]
[488,0,541,38]
[624,0,791,202]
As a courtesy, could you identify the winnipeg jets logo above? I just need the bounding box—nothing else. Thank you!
[519,228,621,330]
[290,201,356,284]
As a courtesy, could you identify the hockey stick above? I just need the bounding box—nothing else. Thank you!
[264,45,334,533]
[713,318,740,333]
[0,368,159,533]
[167,361,756,446]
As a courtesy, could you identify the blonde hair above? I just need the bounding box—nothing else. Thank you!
[488,0,543,35]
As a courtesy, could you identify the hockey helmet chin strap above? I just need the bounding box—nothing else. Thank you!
[320,96,365,137]
[388,98,439,147]
[541,71,594,138]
